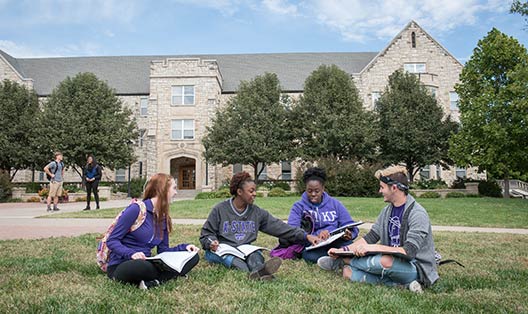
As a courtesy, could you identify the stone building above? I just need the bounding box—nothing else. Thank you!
[0,21,483,190]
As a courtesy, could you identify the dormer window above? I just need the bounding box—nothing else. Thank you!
[404,63,426,73]
[411,32,416,48]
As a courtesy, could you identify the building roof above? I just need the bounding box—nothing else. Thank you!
[2,51,378,95]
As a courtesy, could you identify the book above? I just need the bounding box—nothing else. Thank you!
[332,250,412,261]
[146,251,198,273]
[305,232,345,251]
[214,244,269,260]
[329,221,364,236]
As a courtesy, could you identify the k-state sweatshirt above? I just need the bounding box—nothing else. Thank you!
[288,192,359,239]
[199,198,308,249]
[106,199,189,267]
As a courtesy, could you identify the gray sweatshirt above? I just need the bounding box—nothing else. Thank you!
[200,198,307,249]
[363,195,439,286]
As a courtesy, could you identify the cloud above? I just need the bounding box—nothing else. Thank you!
[171,0,247,16]
[277,0,511,42]
[0,39,101,57]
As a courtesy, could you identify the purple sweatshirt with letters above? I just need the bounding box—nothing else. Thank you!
[106,199,188,267]
[288,192,359,239]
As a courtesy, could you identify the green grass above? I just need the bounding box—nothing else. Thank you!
[0,226,527,313]
[49,197,528,228]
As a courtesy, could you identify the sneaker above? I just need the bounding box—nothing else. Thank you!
[408,280,423,294]
[83,207,91,211]
[46,206,52,212]
[53,207,60,211]
[96,205,100,210]
[138,279,160,290]
[317,256,344,272]
[249,257,282,280]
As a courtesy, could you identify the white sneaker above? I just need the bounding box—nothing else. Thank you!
[138,279,160,290]
[408,280,423,293]
[317,256,344,272]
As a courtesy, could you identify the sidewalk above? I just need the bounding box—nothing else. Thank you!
[1,200,527,240]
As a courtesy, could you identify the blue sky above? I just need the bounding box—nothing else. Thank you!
[0,0,526,63]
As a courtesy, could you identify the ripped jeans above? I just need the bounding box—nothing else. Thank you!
[347,254,418,286]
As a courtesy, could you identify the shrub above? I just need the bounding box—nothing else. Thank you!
[268,187,287,197]
[261,181,291,191]
[63,184,81,193]
[478,180,502,198]
[117,177,147,198]
[465,193,480,198]
[256,192,264,198]
[214,189,231,199]
[411,179,448,190]
[74,196,108,202]
[195,192,216,199]
[38,188,49,198]
[446,192,466,198]
[419,191,441,198]
[450,177,466,189]
[0,172,12,202]
[25,182,42,193]
[26,196,42,202]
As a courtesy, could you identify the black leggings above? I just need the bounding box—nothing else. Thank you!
[86,180,99,207]
[107,254,200,286]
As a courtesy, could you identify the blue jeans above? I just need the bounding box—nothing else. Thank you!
[205,250,264,272]
[347,254,418,286]
[302,238,353,263]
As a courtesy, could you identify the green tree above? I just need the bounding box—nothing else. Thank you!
[0,80,44,180]
[376,70,457,182]
[290,64,378,161]
[511,0,528,27]
[449,29,528,198]
[40,72,138,179]
[202,73,291,180]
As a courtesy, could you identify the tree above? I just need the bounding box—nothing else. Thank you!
[449,29,528,198]
[376,70,457,182]
[511,0,528,27]
[290,64,378,161]
[40,72,138,179]
[0,80,44,180]
[202,73,291,180]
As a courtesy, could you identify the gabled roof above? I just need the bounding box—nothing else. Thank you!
[8,52,378,96]
[360,20,463,75]
[0,49,26,78]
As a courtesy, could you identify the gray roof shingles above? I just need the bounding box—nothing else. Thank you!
[3,51,378,95]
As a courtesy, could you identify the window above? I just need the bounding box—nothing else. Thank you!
[138,161,143,177]
[257,163,267,180]
[171,85,195,105]
[171,119,194,140]
[450,92,459,111]
[281,161,292,180]
[138,129,146,147]
[411,32,416,48]
[436,165,442,180]
[371,91,381,109]
[140,97,148,116]
[39,171,45,181]
[404,63,426,73]
[115,169,126,182]
[427,86,437,98]
[456,167,466,179]
[233,163,243,174]
[420,165,430,180]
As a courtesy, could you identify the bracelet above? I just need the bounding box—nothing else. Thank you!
[341,246,350,251]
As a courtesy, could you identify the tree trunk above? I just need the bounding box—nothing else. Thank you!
[406,163,415,183]
[72,165,83,181]
[9,169,18,181]
[503,172,510,199]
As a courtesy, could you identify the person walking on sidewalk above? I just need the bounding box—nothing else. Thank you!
[43,151,64,212]
[83,154,102,210]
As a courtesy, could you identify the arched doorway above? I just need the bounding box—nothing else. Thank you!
[170,157,196,190]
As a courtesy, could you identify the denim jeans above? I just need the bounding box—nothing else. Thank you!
[302,238,353,263]
[205,250,264,272]
[347,253,418,286]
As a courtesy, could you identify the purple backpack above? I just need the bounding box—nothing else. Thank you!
[270,211,314,260]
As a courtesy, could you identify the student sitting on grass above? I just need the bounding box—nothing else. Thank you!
[283,167,359,263]
[106,173,200,289]
[199,171,319,280]
[318,166,438,293]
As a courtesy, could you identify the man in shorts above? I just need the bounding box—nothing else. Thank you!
[44,152,65,212]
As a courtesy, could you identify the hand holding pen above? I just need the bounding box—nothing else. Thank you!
[208,238,219,252]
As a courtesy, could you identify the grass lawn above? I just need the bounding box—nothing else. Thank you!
[49,197,528,228]
[0,226,527,313]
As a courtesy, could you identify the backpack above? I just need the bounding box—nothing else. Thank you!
[96,200,147,272]
[46,161,63,181]
[270,211,315,259]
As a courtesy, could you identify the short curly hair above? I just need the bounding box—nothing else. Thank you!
[303,167,326,185]
[230,171,254,196]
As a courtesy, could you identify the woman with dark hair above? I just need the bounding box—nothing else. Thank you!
[83,155,102,210]
[199,171,319,280]
[105,173,200,289]
[286,167,359,263]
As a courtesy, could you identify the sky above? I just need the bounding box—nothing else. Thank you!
[0,0,526,64]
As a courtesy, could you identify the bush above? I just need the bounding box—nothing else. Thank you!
[450,177,466,189]
[63,184,81,193]
[38,188,49,198]
[478,180,502,198]
[268,187,287,197]
[465,193,480,198]
[446,192,466,198]
[0,172,12,202]
[214,189,231,199]
[260,181,291,191]
[74,196,108,202]
[195,189,231,200]
[419,191,441,198]
[297,159,380,197]
[411,179,448,190]
[117,177,147,198]
[25,182,42,193]
[26,196,42,202]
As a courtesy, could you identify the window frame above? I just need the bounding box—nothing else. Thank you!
[281,161,292,180]
[171,85,195,106]
[450,92,459,111]
[171,119,195,140]
[371,91,381,109]
[139,97,148,116]
[404,63,426,73]
[115,169,126,182]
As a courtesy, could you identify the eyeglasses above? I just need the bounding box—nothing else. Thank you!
[380,176,409,191]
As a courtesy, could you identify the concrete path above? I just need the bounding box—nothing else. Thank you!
[1,200,527,240]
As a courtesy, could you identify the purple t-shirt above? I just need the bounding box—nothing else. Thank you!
[388,204,405,247]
